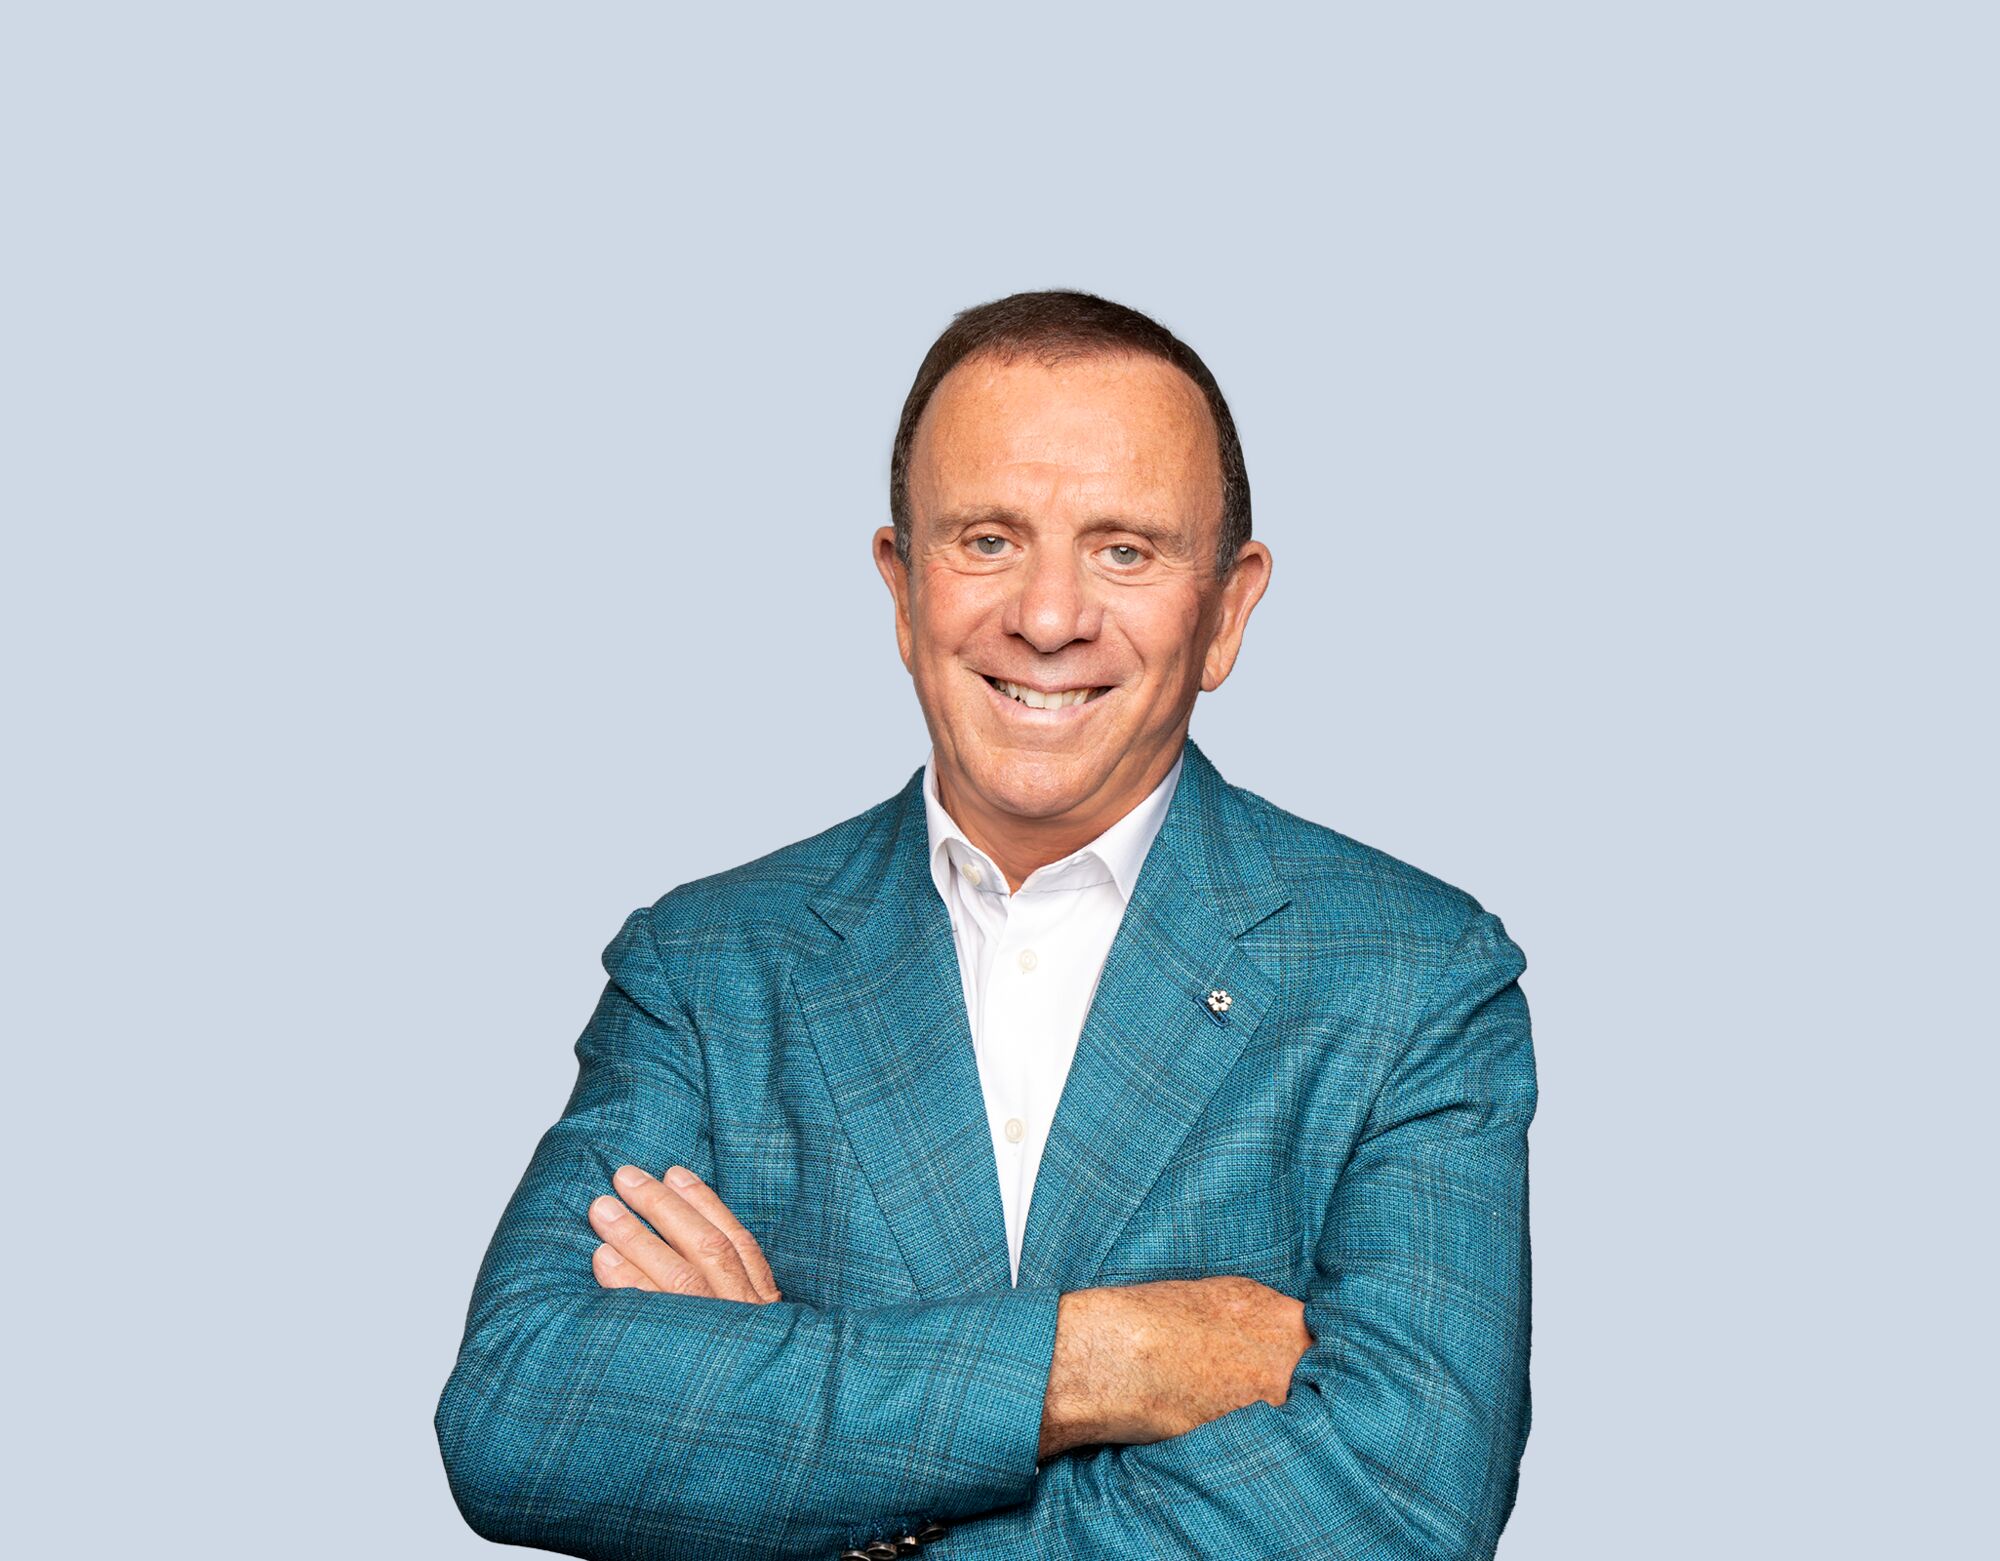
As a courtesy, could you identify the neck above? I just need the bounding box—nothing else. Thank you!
[934,742,1182,893]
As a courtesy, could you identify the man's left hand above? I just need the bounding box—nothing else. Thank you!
[588,1165,782,1303]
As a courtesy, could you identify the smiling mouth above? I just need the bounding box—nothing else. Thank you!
[982,674,1111,710]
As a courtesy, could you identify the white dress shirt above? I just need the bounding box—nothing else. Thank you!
[921,749,1184,1286]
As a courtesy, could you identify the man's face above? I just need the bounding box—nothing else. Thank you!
[874,348,1272,860]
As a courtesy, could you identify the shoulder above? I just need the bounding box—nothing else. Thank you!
[587,789,904,1030]
[612,784,904,962]
[1229,780,1485,930]
[1224,778,1526,1000]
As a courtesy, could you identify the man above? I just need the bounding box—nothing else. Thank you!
[435,290,1536,1560]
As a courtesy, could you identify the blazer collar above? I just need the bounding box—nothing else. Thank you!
[794,736,1291,1299]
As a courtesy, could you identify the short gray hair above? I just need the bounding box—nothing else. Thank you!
[889,289,1251,578]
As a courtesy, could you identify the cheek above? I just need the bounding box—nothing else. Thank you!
[1116,595,1207,680]
[909,572,995,659]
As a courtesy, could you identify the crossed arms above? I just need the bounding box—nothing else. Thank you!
[435,906,1535,1560]
[581,1161,1309,1466]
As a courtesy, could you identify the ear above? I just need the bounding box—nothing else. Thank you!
[872,525,915,671]
[1200,540,1273,692]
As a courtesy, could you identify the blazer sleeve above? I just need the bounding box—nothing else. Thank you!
[936,907,1537,1560]
[433,905,1063,1561]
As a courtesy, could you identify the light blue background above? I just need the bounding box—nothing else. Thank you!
[6,4,1992,1556]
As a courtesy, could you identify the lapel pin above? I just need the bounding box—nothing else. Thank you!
[1205,988,1233,1017]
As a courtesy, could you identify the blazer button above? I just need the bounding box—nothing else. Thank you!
[864,1544,899,1560]
[838,1551,871,1560]
[895,1537,921,1555]
[916,1520,948,1544]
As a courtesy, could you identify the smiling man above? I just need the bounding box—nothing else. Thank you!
[436,291,1538,1561]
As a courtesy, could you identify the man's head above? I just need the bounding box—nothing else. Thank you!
[873,290,1273,882]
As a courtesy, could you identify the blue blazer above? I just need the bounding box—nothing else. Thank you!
[436,736,1536,1559]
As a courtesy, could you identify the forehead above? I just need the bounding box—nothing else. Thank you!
[908,349,1222,524]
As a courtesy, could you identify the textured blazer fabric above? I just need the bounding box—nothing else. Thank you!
[435,737,1537,1560]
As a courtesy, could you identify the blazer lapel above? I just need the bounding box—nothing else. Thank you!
[1015,739,1291,1294]
[792,775,1016,1299]
[790,737,1291,1302]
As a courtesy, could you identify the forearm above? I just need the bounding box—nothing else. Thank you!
[435,907,1063,1561]
[952,910,1538,1560]
[438,1274,1059,1561]
[1007,1292,1435,1557]
[940,1332,1525,1561]
[435,1085,1062,1560]
[1036,1288,1146,1460]
[1036,1278,1306,1461]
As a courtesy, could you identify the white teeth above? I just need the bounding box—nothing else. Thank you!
[993,679,1100,710]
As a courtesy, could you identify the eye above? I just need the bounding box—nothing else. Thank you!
[970,535,1008,556]
[1104,544,1145,567]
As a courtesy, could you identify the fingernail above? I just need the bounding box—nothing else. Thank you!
[667,1166,697,1188]
[614,1165,646,1188]
[592,1195,625,1221]
[599,1246,623,1267]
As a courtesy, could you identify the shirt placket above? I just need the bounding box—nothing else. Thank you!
[977,895,1019,1269]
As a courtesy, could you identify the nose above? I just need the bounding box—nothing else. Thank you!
[1004,542,1101,653]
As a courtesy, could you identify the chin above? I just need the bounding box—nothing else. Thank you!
[962,749,1107,821]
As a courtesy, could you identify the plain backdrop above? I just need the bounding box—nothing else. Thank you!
[5,4,1993,1557]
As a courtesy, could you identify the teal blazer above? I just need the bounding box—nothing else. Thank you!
[436,737,1536,1559]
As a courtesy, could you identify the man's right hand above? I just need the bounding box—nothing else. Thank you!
[587,1164,782,1304]
[1038,1276,1313,1460]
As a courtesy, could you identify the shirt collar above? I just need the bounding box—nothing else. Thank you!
[922,748,1184,906]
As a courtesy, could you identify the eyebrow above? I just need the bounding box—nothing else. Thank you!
[931,506,1191,549]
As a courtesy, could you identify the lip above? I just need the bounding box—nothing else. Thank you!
[976,670,1115,719]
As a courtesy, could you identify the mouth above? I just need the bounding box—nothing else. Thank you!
[980,672,1113,713]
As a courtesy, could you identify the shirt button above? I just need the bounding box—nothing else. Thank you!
[1017,948,1038,972]
[961,861,983,886]
[1003,1117,1025,1143]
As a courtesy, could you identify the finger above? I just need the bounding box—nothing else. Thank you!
[588,1193,714,1296]
[658,1167,783,1303]
[609,1165,762,1302]
[592,1241,660,1292]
